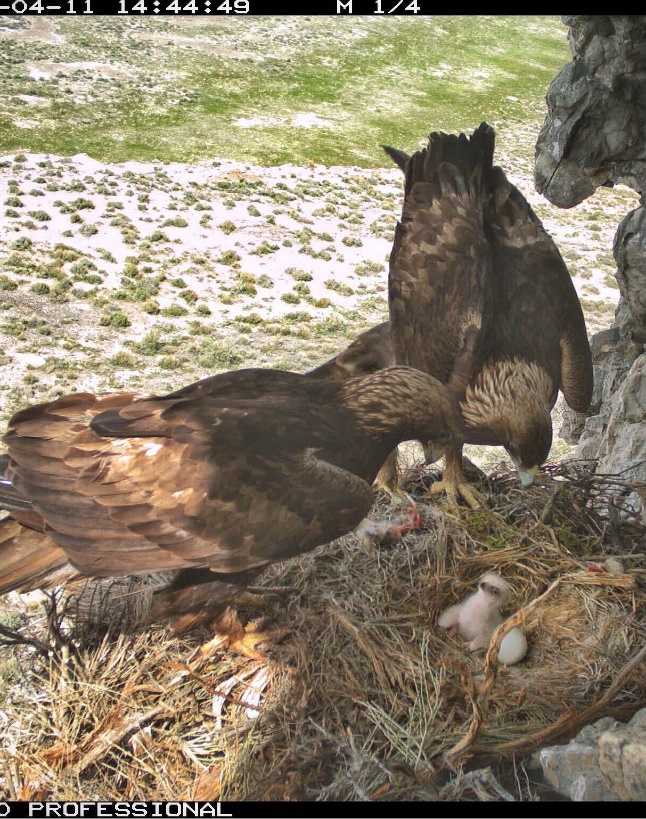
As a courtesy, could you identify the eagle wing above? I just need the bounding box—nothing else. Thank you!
[388,125,494,385]
[487,167,593,412]
[3,372,373,580]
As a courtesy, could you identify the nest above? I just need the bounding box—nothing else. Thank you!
[1,459,645,801]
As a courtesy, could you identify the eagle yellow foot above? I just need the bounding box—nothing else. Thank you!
[372,449,402,501]
[429,480,485,510]
[193,608,286,662]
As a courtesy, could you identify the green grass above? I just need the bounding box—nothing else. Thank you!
[0,16,569,166]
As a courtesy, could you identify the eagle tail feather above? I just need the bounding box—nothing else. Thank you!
[0,517,79,595]
[381,145,410,172]
[404,122,496,205]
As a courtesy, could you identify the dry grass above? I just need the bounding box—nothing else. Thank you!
[1,460,645,802]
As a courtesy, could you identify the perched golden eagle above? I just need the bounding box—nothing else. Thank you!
[0,366,453,624]
[386,123,593,504]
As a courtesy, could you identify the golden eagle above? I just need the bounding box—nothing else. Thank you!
[0,366,453,628]
[386,123,593,505]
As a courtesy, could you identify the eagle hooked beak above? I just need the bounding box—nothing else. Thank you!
[517,463,539,489]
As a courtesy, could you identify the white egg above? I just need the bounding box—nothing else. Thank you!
[498,626,528,666]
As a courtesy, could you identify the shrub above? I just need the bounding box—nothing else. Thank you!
[325,279,354,296]
[99,311,131,328]
[149,230,170,242]
[251,241,279,256]
[70,197,95,210]
[0,276,18,291]
[180,289,198,304]
[161,304,188,317]
[287,268,313,282]
[97,248,117,263]
[110,352,137,368]
[216,250,241,266]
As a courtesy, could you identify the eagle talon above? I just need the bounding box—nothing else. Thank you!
[372,448,403,501]
[376,483,410,504]
[429,480,484,510]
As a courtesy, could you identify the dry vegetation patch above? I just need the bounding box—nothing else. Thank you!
[1,461,644,801]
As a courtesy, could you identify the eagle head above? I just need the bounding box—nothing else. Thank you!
[460,359,555,489]
[478,572,512,604]
[505,412,552,488]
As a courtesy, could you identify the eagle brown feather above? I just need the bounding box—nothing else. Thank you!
[386,122,593,487]
[0,366,453,617]
[308,321,394,382]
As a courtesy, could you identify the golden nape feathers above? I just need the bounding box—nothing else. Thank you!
[385,122,593,500]
[0,366,453,620]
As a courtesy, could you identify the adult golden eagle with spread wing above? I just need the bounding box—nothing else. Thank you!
[0,366,453,634]
[386,122,593,505]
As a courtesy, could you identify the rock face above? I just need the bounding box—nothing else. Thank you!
[538,718,620,801]
[598,708,646,800]
[535,16,646,211]
[537,709,646,801]
[535,16,646,512]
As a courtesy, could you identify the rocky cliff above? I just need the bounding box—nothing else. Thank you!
[536,15,646,516]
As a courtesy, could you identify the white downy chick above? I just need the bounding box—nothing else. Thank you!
[438,572,527,665]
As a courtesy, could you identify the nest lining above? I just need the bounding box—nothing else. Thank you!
[1,459,645,801]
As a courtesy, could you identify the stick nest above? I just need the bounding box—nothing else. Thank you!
[1,459,645,801]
